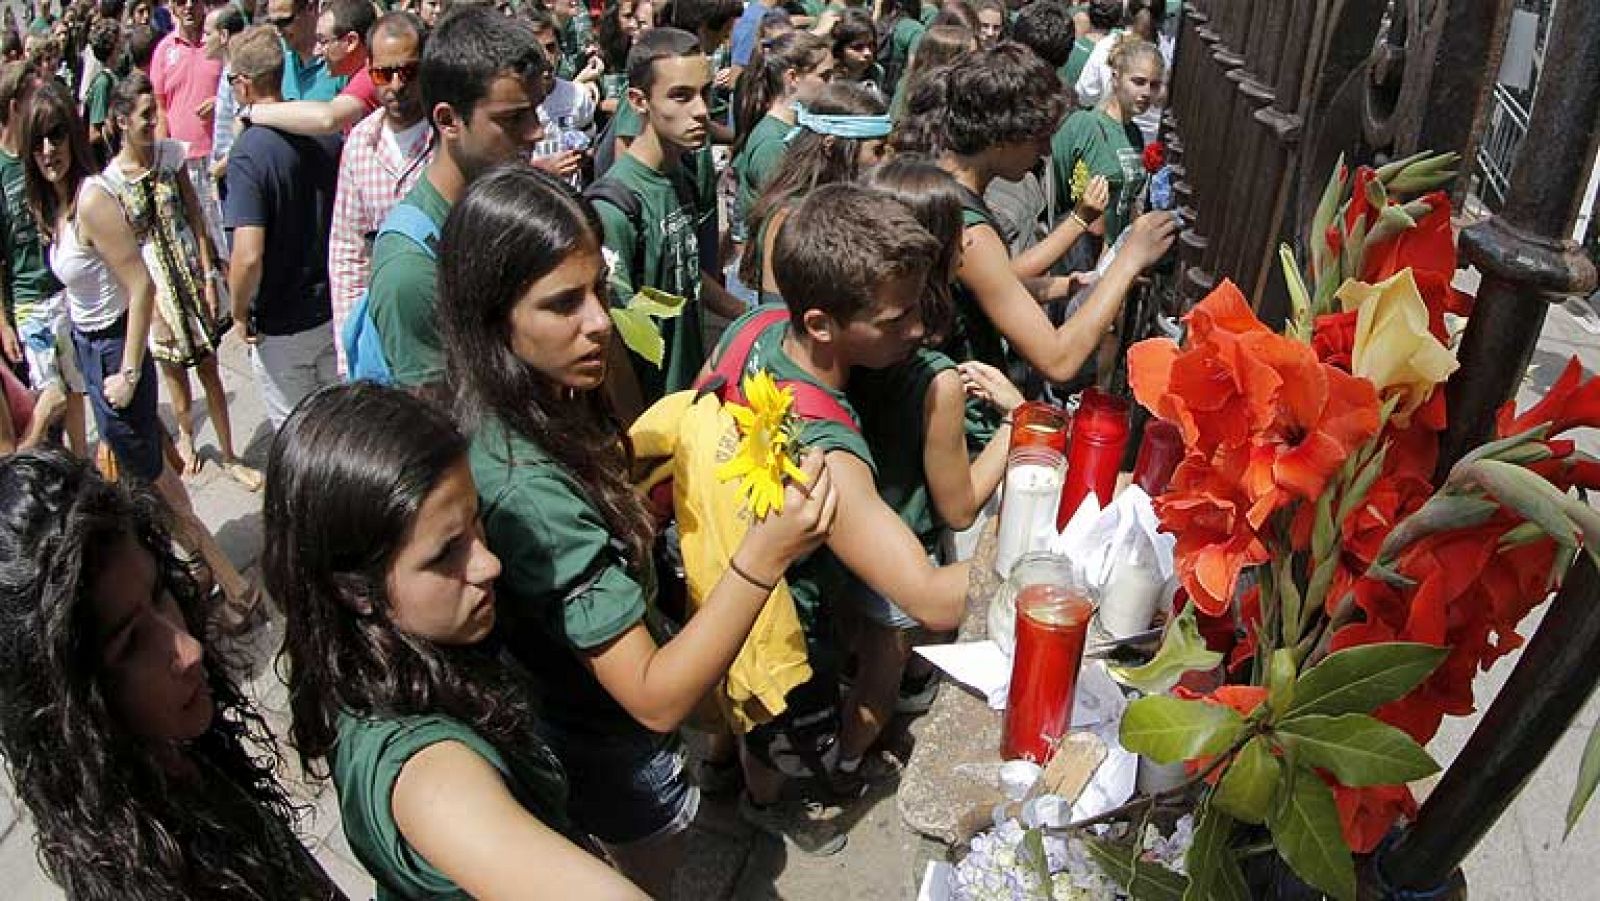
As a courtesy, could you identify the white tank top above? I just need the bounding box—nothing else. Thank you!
[50,177,128,334]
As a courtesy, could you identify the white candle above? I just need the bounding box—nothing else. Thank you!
[1100,554,1164,639]
[995,463,1064,579]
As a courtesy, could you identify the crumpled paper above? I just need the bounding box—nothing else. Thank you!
[1050,484,1175,590]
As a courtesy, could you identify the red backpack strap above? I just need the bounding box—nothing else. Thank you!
[782,381,859,433]
[697,308,790,401]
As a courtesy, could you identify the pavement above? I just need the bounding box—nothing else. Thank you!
[2,286,1600,899]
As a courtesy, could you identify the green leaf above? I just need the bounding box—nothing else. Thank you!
[1566,718,1600,837]
[1120,696,1246,765]
[1374,150,1432,184]
[1267,649,1297,719]
[1184,803,1249,901]
[1373,494,1500,568]
[610,306,666,367]
[1021,827,1053,890]
[628,285,687,318]
[1288,642,1449,718]
[1214,736,1280,824]
[1266,774,1356,901]
[1281,244,1312,340]
[1083,837,1189,901]
[1110,604,1225,695]
[1276,714,1440,787]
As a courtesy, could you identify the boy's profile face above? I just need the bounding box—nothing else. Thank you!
[825,273,927,370]
[634,53,711,151]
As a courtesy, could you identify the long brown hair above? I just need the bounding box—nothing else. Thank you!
[21,79,95,245]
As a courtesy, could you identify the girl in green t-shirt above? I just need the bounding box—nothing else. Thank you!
[0,451,339,901]
[829,9,885,92]
[264,384,642,900]
[1051,35,1166,245]
[436,166,837,892]
[729,30,833,226]
[738,81,890,300]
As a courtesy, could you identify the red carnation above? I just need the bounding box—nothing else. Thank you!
[1143,141,1166,173]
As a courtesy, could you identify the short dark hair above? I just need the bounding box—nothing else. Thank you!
[829,8,874,57]
[125,22,157,68]
[521,6,558,35]
[626,25,700,93]
[369,9,426,47]
[773,184,940,326]
[108,68,151,121]
[326,0,377,44]
[0,61,29,125]
[939,42,1065,155]
[1010,0,1074,67]
[97,0,125,19]
[421,5,546,126]
[210,5,246,37]
[87,17,120,62]
[1088,0,1122,31]
[668,0,740,37]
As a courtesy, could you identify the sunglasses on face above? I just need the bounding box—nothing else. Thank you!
[32,123,67,149]
[370,62,420,87]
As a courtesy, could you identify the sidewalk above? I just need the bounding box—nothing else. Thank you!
[2,300,1599,898]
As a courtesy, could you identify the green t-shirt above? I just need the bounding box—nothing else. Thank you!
[886,16,925,85]
[557,10,594,80]
[713,305,874,649]
[84,69,115,127]
[470,417,660,737]
[612,103,719,227]
[847,347,957,550]
[333,712,572,900]
[368,176,450,387]
[0,148,63,322]
[918,3,939,25]
[1060,35,1097,94]
[733,112,790,223]
[593,153,708,401]
[1051,108,1147,243]
[948,204,1009,448]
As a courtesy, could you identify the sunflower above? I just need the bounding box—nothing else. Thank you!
[718,371,810,519]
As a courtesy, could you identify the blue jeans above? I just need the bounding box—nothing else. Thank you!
[537,720,700,846]
[73,316,162,482]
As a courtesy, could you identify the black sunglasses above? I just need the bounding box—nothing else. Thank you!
[32,122,67,149]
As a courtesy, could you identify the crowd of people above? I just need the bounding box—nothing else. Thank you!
[0,0,1181,897]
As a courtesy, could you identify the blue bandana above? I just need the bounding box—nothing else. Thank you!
[784,102,893,144]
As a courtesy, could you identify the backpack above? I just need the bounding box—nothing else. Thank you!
[342,202,438,384]
[629,307,857,734]
[584,164,720,291]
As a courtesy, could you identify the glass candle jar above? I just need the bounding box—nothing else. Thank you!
[1058,389,1131,529]
[1001,553,1096,763]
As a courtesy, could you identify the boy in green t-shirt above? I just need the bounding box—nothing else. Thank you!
[713,184,971,853]
[83,17,120,165]
[592,26,743,410]
[366,7,549,388]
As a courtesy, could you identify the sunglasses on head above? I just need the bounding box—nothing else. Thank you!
[370,62,420,87]
[268,14,297,30]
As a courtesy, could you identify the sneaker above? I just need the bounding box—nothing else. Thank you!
[827,751,904,801]
[895,671,940,715]
[738,793,847,856]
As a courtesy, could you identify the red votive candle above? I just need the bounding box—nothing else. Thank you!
[1058,389,1131,528]
[1008,401,1070,456]
[1132,420,1184,497]
[1001,554,1095,763]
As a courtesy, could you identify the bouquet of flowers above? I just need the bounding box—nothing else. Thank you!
[1066,152,1600,899]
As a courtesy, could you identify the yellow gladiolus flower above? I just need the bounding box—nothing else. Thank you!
[1071,159,1091,204]
[1337,267,1459,426]
[718,371,810,519]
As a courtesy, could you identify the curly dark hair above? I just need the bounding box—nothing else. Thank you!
[937,41,1067,156]
[435,165,655,569]
[0,450,319,901]
[738,80,887,288]
[264,382,549,775]
[859,155,962,343]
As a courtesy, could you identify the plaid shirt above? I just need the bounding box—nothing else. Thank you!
[328,108,433,374]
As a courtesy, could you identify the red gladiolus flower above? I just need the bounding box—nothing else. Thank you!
[1361,190,1472,330]
[1157,450,1271,617]
[1498,356,1600,438]
[1312,310,1358,370]
[1334,782,1418,854]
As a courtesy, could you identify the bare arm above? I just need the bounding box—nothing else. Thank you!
[582,454,838,733]
[922,367,1015,530]
[245,95,367,136]
[824,450,969,630]
[958,212,1177,383]
[394,741,647,900]
[700,271,745,319]
[228,226,266,340]
[78,185,155,406]
[1011,176,1107,279]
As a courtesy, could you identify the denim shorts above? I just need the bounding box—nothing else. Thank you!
[72,316,162,482]
[537,720,700,847]
[20,297,84,394]
[845,549,942,631]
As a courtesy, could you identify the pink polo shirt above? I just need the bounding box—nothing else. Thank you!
[150,31,223,160]
[339,67,379,123]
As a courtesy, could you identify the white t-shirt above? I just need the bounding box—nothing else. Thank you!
[380,117,431,165]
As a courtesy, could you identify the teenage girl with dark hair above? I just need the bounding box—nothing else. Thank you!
[737,80,889,300]
[886,21,972,124]
[0,450,339,900]
[265,383,647,899]
[829,8,882,91]
[729,29,832,223]
[436,165,835,896]
[21,78,257,628]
